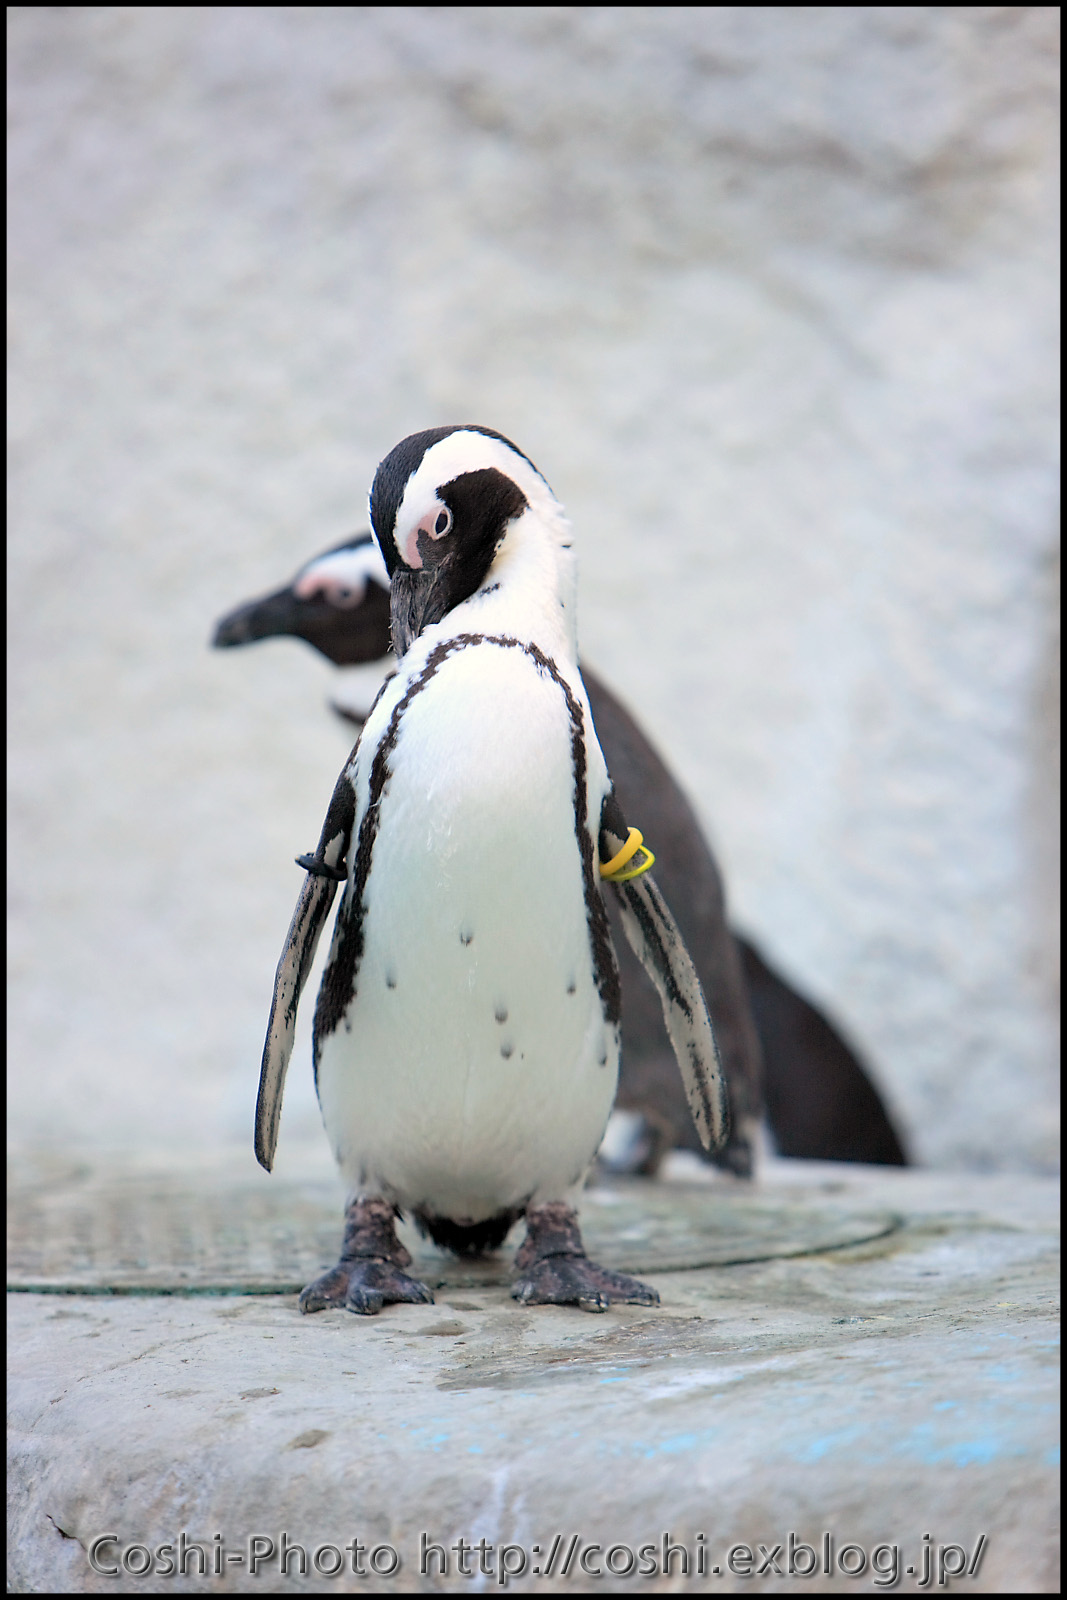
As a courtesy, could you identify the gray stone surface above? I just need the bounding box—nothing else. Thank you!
[6,1147,900,1293]
[6,7,1060,1173]
[7,1158,1059,1594]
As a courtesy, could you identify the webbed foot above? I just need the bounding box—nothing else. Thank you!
[510,1201,659,1313]
[299,1196,434,1316]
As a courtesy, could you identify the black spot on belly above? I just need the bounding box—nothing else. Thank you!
[460,928,474,946]
[598,1050,609,1067]
[386,971,397,990]
[494,1006,508,1024]
[500,1042,514,1060]
[566,979,577,995]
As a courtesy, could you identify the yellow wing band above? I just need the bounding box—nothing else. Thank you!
[599,826,656,883]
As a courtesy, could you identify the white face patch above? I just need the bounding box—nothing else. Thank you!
[398,499,453,571]
[293,542,389,608]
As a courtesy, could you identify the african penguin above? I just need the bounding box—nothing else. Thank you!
[217,549,907,1174]
[255,426,730,1314]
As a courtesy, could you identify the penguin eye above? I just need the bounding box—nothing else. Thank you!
[433,507,453,537]
[325,578,365,608]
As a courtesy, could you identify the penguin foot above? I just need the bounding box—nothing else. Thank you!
[345,1259,435,1316]
[298,1258,434,1316]
[299,1196,435,1316]
[510,1201,660,1313]
[511,1255,660,1313]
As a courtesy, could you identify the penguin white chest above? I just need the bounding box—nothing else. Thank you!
[314,640,619,1222]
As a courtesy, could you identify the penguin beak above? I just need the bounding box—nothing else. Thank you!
[213,587,302,648]
[390,565,451,657]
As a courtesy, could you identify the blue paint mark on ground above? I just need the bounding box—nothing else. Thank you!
[795,1427,863,1463]
[596,1428,723,1460]
[651,1432,701,1457]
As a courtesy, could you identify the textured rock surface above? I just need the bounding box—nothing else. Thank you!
[6,1148,902,1292]
[7,1160,1059,1594]
[7,8,1059,1167]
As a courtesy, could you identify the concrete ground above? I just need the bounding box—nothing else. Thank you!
[7,1154,1059,1594]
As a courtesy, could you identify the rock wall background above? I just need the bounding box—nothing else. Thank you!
[8,7,1059,1170]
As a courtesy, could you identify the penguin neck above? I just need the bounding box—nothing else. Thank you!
[435,502,580,665]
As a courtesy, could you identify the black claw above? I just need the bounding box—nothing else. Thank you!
[299,1264,353,1314]
[346,1281,385,1316]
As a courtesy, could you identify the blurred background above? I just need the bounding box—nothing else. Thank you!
[8,7,1059,1172]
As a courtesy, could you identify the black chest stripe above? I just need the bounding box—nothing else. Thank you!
[313,633,620,1065]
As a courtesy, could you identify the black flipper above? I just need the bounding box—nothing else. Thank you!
[739,936,907,1164]
[254,769,356,1171]
[600,791,730,1155]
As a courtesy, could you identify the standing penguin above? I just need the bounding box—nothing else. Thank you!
[219,542,907,1174]
[256,426,729,1313]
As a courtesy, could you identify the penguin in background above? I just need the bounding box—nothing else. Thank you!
[254,425,732,1314]
[216,532,907,1176]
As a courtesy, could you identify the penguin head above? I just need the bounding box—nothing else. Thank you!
[369,426,566,656]
[212,533,392,666]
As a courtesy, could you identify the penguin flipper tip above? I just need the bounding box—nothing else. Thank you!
[253,1116,276,1173]
[613,870,731,1155]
